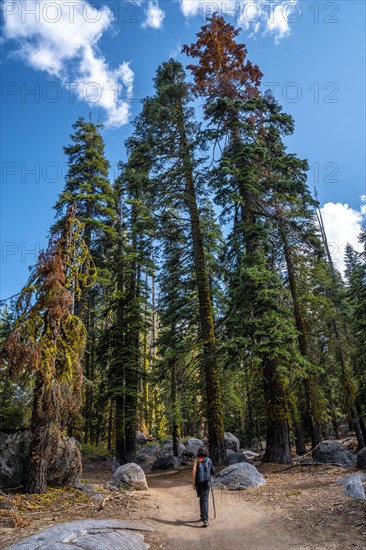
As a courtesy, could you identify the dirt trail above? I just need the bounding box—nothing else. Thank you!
[1,463,364,549]
[144,469,297,550]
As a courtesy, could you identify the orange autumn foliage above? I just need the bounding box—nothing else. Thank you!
[182,14,263,106]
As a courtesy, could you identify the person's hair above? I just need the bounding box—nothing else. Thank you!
[197,446,208,457]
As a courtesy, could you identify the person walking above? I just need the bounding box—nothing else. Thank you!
[192,446,214,527]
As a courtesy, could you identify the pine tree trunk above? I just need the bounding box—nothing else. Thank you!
[115,394,125,464]
[114,199,131,464]
[332,319,365,449]
[177,107,226,466]
[262,361,292,464]
[124,332,138,463]
[107,399,113,452]
[281,229,322,449]
[149,267,158,435]
[356,400,366,442]
[324,374,340,439]
[122,230,140,464]
[294,421,307,456]
[244,363,254,443]
[141,282,149,434]
[290,393,307,455]
[170,357,180,457]
[25,374,51,494]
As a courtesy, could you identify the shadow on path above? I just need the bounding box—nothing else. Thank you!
[146,517,203,529]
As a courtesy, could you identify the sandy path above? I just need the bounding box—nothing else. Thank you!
[1,462,364,549]
[143,469,313,550]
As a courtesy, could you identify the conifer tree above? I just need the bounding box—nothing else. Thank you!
[316,207,365,448]
[1,206,95,493]
[102,139,155,464]
[345,228,366,445]
[53,117,116,443]
[183,15,329,461]
[156,211,196,455]
[54,117,115,253]
[128,60,226,465]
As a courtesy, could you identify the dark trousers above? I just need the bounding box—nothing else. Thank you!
[196,482,210,521]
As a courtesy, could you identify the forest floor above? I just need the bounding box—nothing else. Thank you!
[0,459,365,549]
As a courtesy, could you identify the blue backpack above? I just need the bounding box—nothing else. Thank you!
[196,457,212,484]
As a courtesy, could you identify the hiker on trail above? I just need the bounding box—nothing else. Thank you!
[192,446,214,527]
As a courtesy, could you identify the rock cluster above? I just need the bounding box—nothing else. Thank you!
[0,431,81,490]
[109,463,148,491]
[336,473,366,501]
[313,440,356,467]
[213,463,266,490]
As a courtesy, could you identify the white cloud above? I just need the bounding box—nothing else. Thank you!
[265,4,290,43]
[142,0,165,29]
[320,202,363,275]
[180,0,202,17]
[180,0,299,43]
[2,0,134,127]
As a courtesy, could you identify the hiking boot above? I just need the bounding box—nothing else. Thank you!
[203,520,209,527]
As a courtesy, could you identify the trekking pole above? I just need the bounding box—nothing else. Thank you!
[211,481,216,519]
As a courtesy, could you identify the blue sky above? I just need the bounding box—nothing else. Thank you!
[1,0,365,299]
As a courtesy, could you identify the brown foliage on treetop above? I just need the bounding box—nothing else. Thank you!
[1,206,96,427]
[182,13,263,105]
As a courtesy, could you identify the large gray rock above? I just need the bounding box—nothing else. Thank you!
[160,440,186,457]
[224,432,240,452]
[313,440,356,466]
[0,430,32,489]
[0,431,81,489]
[242,450,260,460]
[138,444,160,457]
[135,431,147,445]
[5,519,151,549]
[136,454,153,467]
[110,463,148,491]
[336,474,366,501]
[136,444,160,469]
[47,436,82,486]
[111,459,120,472]
[151,456,180,471]
[213,462,266,490]
[356,447,366,469]
[183,438,203,455]
[343,479,365,501]
[227,451,250,465]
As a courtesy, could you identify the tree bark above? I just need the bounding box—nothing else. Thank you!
[25,373,51,493]
[170,357,180,457]
[177,106,226,467]
[140,276,149,434]
[115,394,125,464]
[262,360,292,464]
[294,421,307,456]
